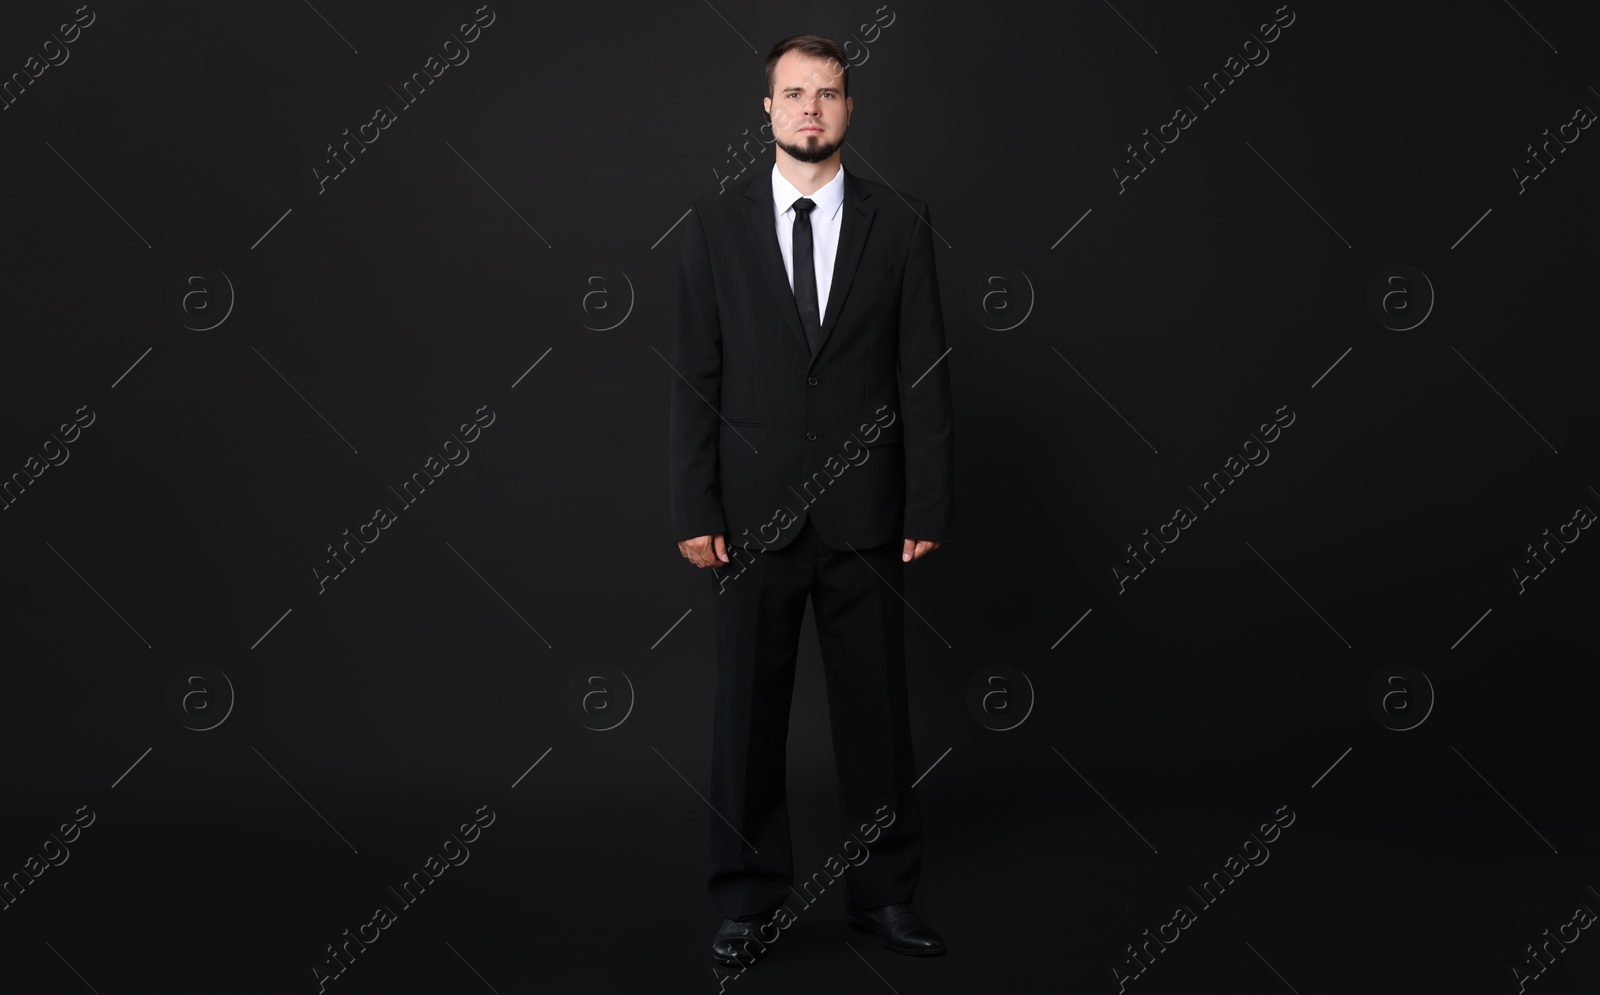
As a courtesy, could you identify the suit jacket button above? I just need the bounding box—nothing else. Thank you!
[807,377,819,386]
[805,431,817,441]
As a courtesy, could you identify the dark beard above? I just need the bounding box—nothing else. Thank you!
[774,130,842,163]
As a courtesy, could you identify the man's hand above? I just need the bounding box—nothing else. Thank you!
[902,538,941,563]
[679,533,730,568]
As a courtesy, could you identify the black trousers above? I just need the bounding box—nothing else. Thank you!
[707,513,924,921]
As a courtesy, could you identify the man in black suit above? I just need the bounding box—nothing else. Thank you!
[668,34,955,969]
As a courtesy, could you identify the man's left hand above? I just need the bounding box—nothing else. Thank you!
[902,538,941,563]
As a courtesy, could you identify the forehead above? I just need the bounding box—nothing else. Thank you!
[774,50,844,90]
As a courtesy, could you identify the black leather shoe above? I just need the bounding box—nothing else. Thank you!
[846,902,946,955]
[711,916,771,966]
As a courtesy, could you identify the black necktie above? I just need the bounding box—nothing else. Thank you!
[790,197,822,355]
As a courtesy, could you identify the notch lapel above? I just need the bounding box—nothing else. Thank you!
[744,171,810,358]
[742,166,877,364]
[815,169,875,359]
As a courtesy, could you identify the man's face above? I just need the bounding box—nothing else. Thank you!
[764,50,852,164]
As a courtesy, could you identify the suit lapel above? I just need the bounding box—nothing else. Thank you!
[816,168,875,359]
[743,171,810,357]
[742,165,877,363]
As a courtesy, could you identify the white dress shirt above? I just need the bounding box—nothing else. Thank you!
[771,163,846,323]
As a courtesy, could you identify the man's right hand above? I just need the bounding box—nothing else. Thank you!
[678,533,730,568]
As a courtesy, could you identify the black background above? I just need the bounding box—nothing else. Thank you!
[2,1,1597,992]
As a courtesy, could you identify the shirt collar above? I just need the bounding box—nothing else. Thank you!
[772,162,846,220]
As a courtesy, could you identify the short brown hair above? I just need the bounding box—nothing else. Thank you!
[765,34,849,99]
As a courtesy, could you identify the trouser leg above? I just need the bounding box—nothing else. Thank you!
[810,537,923,908]
[707,519,817,919]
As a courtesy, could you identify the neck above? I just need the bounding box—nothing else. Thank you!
[777,156,840,196]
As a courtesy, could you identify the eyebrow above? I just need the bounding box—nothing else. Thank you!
[780,86,840,94]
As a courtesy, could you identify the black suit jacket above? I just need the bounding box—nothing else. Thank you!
[669,165,954,552]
